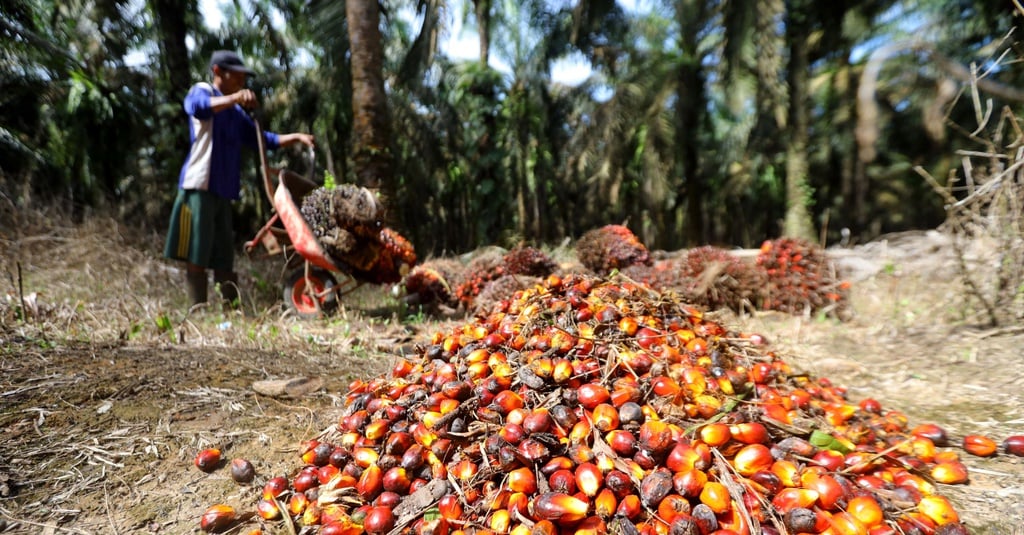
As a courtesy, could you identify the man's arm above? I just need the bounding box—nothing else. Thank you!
[276,133,316,148]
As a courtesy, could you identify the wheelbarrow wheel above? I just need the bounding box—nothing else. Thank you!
[284,268,338,319]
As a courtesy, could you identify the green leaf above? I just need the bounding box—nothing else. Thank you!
[809,430,851,453]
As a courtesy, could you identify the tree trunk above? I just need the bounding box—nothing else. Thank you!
[677,0,705,247]
[473,0,491,65]
[783,13,816,242]
[347,0,394,195]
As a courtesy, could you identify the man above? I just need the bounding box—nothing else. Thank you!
[164,50,315,308]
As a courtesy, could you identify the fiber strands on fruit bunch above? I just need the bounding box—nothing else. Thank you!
[204,274,973,535]
[576,225,651,275]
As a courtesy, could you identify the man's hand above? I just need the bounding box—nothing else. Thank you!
[233,89,259,110]
[280,133,316,148]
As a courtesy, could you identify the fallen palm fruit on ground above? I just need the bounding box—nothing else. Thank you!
[202,274,985,534]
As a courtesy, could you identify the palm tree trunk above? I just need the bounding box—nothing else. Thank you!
[347,0,394,195]
[783,13,816,241]
[677,0,705,247]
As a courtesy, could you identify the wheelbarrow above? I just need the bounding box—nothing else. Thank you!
[243,121,362,318]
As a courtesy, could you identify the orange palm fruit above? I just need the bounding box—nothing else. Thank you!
[771,488,819,512]
[656,494,691,524]
[801,472,844,511]
[194,448,222,473]
[918,495,960,526]
[530,520,558,535]
[530,492,589,525]
[438,494,463,520]
[578,383,611,409]
[638,420,674,454]
[698,481,730,514]
[770,459,801,488]
[699,422,731,447]
[732,443,773,476]
[846,496,884,528]
[962,434,998,457]
[729,422,769,444]
[931,461,969,485]
[288,493,310,516]
[552,359,574,383]
[199,504,235,533]
[672,467,708,498]
[616,494,643,520]
[508,467,538,494]
[606,430,638,457]
[828,511,869,535]
[489,509,511,533]
[575,516,606,535]
[591,403,620,432]
[594,488,618,519]
[651,376,681,398]
[357,464,383,501]
[255,498,281,520]
[353,447,380,468]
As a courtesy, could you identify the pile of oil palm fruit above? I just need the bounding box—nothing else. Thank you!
[196,271,1024,534]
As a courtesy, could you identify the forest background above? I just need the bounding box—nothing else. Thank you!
[1,0,1021,257]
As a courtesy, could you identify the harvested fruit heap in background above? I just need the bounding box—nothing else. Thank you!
[756,238,850,319]
[300,184,417,282]
[199,274,1001,534]
[575,224,652,275]
[623,247,766,314]
[452,247,560,312]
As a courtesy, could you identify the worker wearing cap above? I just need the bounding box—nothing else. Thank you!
[164,50,315,308]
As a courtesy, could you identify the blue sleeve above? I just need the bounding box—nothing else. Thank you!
[183,85,214,119]
[238,112,281,150]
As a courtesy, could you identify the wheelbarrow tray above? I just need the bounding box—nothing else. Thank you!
[272,170,342,273]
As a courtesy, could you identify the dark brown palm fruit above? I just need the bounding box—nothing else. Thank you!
[503,245,557,277]
[575,225,651,275]
[756,238,850,319]
[405,261,461,309]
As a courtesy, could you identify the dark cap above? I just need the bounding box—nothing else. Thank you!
[210,50,255,75]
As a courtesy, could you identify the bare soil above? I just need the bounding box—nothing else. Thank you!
[1,217,1023,534]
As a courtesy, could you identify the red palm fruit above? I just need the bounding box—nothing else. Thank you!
[300,440,330,466]
[262,476,289,500]
[606,430,637,457]
[770,457,802,487]
[811,449,845,472]
[640,468,674,508]
[651,376,681,398]
[508,491,530,517]
[594,488,618,519]
[364,506,396,534]
[858,397,882,414]
[611,385,641,408]
[531,357,555,378]
[342,409,369,432]
[199,504,235,533]
[842,451,878,474]
[665,442,700,472]
[931,461,969,485]
[530,492,590,524]
[616,494,643,520]
[635,327,662,349]
[912,423,949,447]
[963,434,998,457]
[384,432,414,456]
[256,498,282,520]
[699,423,731,447]
[771,488,820,512]
[523,409,554,434]
[1004,435,1024,456]
[749,362,773,385]
[575,462,603,497]
[549,469,577,494]
[293,470,319,493]
[698,481,730,514]
[507,407,528,427]
[729,422,769,444]
[749,470,782,495]
[732,444,773,476]
[383,466,412,494]
[353,447,380,468]
[918,495,959,526]
[541,456,574,475]
[376,491,402,508]
[412,423,438,448]
[438,494,463,520]
[604,469,633,498]
[657,494,691,524]
[519,439,552,462]
[575,516,606,535]
[802,472,844,511]
[508,467,538,494]
[500,423,527,445]
[633,448,659,470]
[672,467,708,498]
[194,448,222,473]
[638,420,674,454]
[846,496,884,528]
[761,403,792,424]
[451,459,479,481]
[578,383,611,409]
[592,404,620,432]
[897,512,937,534]
[358,464,384,500]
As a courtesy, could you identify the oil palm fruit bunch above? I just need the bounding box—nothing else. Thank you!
[575,224,651,275]
[502,246,557,277]
[470,274,542,316]
[404,259,464,311]
[453,251,508,309]
[756,238,851,319]
[673,246,766,312]
[356,228,418,284]
[209,273,977,534]
[301,184,383,268]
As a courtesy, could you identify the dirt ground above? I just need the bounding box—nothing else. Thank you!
[1,220,1023,534]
